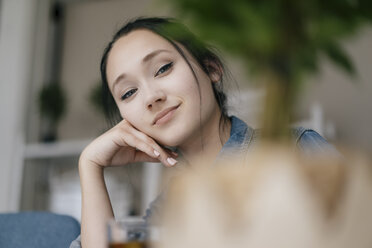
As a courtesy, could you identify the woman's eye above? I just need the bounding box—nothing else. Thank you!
[155,62,173,77]
[121,89,137,101]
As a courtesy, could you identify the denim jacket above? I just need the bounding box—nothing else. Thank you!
[219,116,338,158]
[70,116,337,248]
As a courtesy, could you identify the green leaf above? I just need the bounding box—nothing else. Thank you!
[323,43,355,76]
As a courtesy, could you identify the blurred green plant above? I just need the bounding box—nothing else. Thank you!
[164,0,372,141]
[38,83,66,125]
[38,83,66,141]
[89,81,105,116]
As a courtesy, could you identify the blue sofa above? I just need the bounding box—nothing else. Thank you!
[0,212,80,248]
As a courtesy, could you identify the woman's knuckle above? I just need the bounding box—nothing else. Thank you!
[144,136,154,144]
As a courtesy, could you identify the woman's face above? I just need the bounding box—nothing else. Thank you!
[106,29,220,147]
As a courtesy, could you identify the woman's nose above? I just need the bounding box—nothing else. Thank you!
[145,89,166,109]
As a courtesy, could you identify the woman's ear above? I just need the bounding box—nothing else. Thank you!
[204,60,223,83]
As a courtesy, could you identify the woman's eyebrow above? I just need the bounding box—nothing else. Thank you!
[112,49,172,91]
[112,74,126,93]
[141,49,172,64]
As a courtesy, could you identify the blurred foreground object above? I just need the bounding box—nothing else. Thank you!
[165,0,372,140]
[158,146,372,248]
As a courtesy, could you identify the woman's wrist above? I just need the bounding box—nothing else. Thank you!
[79,152,104,175]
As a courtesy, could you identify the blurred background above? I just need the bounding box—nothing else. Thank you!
[0,0,371,221]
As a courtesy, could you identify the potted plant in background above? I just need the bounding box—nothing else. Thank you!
[89,81,116,133]
[155,1,372,247]
[38,83,66,142]
[89,81,105,118]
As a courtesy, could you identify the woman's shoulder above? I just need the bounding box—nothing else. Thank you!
[251,126,339,156]
[291,127,340,156]
[221,116,340,158]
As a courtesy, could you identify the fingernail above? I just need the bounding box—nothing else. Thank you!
[154,150,160,157]
[167,157,177,166]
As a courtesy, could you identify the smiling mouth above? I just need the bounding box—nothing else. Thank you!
[153,105,180,125]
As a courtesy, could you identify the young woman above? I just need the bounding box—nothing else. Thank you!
[70,17,334,248]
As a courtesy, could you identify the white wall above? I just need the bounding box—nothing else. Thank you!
[298,27,372,152]
[0,0,38,212]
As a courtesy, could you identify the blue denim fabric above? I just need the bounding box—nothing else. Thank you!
[217,116,253,157]
[294,128,340,156]
[70,116,337,247]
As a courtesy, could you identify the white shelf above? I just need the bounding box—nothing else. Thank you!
[24,139,93,159]
[23,138,162,219]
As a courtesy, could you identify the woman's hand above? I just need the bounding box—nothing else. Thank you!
[79,119,177,248]
[80,119,178,168]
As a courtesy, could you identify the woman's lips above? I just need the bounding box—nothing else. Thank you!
[153,105,179,125]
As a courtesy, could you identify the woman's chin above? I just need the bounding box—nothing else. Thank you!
[157,139,181,149]
[154,135,185,149]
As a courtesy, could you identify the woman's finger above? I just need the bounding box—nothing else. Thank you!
[119,131,177,167]
[124,125,178,167]
[133,150,162,163]
[117,132,160,158]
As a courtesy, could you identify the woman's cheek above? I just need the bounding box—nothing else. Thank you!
[119,106,139,124]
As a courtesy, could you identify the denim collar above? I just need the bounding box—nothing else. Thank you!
[218,116,254,158]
